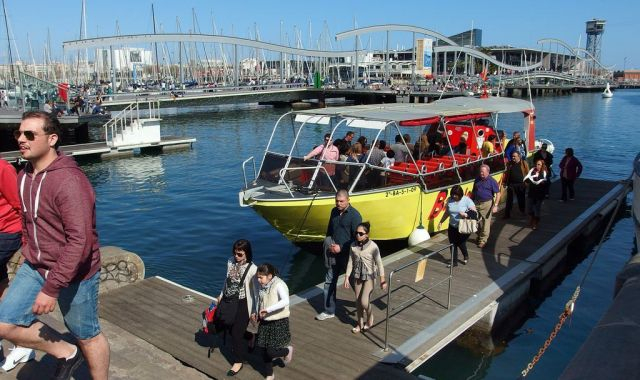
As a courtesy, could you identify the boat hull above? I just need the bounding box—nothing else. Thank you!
[245,173,504,242]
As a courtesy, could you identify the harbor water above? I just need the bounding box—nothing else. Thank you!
[82,90,638,379]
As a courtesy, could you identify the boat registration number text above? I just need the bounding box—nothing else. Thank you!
[385,187,418,197]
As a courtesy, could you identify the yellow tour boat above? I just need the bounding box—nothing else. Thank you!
[239,96,544,243]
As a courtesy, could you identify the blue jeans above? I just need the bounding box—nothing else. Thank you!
[0,232,21,281]
[323,256,346,315]
[0,262,102,340]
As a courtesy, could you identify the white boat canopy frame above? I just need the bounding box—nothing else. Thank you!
[294,96,535,124]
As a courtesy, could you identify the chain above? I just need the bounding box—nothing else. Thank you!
[519,176,630,379]
[520,286,580,378]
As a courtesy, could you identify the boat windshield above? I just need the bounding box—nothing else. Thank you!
[256,111,507,194]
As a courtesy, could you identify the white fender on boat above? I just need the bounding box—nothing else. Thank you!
[534,139,555,154]
[408,226,431,246]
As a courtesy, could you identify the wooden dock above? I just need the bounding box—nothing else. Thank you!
[0,136,196,162]
[0,178,628,379]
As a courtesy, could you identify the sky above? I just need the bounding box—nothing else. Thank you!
[2,0,639,70]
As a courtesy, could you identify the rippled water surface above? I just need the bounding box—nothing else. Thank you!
[82,90,638,379]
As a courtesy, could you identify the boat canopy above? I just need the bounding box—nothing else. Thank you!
[294,97,534,129]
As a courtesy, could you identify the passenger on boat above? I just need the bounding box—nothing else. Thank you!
[454,137,468,154]
[503,151,529,219]
[346,143,365,187]
[316,190,362,321]
[343,131,355,147]
[498,130,508,152]
[438,185,477,266]
[481,135,497,158]
[343,222,386,333]
[504,131,527,160]
[335,141,351,189]
[368,140,387,167]
[216,239,258,376]
[350,142,365,164]
[472,165,501,248]
[558,148,583,202]
[390,135,410,163]
[427,126,445,155]
[357,136,369,153]
[413,133,430,160]
[303,133,340,178]
[403,134,414,154]
[381,150,395,169]
[251,263,293,380]
[525,160,549,230]
[304,134,339,162]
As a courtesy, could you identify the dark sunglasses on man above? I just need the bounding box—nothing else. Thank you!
[13,130,45,141]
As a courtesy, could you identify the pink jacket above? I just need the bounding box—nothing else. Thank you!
[19,152,101,298]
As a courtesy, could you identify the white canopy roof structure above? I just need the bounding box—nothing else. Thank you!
[295,97,534,129]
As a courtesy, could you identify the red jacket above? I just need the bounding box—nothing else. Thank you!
[0,160,21,234]
[18,153,101,298]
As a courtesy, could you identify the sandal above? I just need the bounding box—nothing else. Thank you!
[351,326,361,333]
[364,315,374,331]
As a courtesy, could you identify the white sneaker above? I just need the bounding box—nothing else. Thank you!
[283,345,293,365]
[314,312,335,321]
[1,346,35,372]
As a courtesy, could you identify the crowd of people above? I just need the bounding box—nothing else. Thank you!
[439,146,582,266]
[0,109,585,378]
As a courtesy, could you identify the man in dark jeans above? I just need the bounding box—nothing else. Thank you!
[503,151,529,219]
[316,190,362,321]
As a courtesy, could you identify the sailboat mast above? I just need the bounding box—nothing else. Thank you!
[82,0,88,83]
[151,3,160,82]
[27,33,35,75]
[2,0,14,84]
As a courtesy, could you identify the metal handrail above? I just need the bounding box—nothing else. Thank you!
[383,243,454,351]
[103,101,138,147]
[241,156,256,189]
[102,100,161,147]
[278,166,337,197]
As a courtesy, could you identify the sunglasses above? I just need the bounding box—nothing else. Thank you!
[356,231,367,236]
[13,130,46,141]
[234,252,246,257]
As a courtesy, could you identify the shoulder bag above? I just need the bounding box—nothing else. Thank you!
[458,209,479,235]
[215,263,252,329]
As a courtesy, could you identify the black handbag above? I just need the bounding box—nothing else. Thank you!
[215,264,251,329]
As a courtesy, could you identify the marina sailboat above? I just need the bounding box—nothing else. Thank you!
[602,82,613,98]
[239,96,548,243]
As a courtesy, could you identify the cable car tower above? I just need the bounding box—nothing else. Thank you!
[585,19,605,75]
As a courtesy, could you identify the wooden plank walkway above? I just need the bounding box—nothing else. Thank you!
[0,178,627,379]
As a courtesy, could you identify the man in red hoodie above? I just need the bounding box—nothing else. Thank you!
[0,157,36,370]
[0,112,109,380]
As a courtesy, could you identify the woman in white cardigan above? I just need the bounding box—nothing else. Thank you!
[217,239,258,376]
[252,263,292,380]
